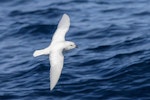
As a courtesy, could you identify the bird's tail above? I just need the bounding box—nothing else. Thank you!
[33,47,50,57]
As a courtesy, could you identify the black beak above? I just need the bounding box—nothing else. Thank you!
[76,45,78,48]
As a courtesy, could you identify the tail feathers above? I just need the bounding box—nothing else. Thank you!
[33,48,50,57]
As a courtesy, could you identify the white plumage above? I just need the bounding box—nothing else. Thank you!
[33,14,77,91]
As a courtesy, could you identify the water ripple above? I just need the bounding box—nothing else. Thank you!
[0,0,150,100]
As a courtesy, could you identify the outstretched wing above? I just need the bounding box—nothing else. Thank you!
[49,51,64,90]
[52,14,70,42]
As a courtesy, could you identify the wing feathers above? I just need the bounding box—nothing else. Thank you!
[50,51,64,90]
[58,14,70,29]
[52,14,70,42]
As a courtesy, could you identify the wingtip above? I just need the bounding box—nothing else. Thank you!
[50,84,55,91]
[63,13,69,17]
[62,13,70,21]
[57,13,70,29]
[50,87,53,91]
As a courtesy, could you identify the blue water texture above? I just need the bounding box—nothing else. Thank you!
[0,0,150,100]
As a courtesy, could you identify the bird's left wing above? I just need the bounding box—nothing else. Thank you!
[51,14,70,43]
[49,51,64,90]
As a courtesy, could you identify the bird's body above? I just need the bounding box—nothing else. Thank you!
[33,14,77,90]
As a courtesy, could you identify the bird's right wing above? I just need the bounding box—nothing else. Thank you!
[49,51,64,90]
[51,14,70,43]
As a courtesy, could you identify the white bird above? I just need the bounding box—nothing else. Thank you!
[33,14,77,91]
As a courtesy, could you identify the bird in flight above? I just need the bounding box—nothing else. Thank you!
[33,14,77,90]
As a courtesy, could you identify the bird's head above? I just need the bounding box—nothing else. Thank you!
[64,41,77,50]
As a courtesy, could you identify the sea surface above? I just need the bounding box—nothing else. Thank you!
[0,0,150,100]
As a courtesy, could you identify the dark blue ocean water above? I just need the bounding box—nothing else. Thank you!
[0,0,150,100]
